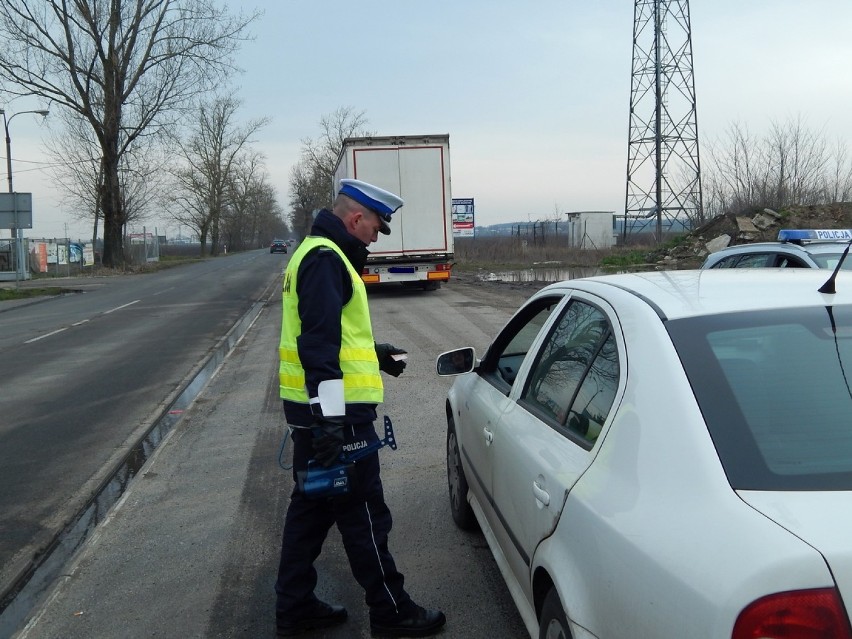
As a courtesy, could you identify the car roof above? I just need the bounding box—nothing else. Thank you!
[711,240,846,255]
[797,242,850,254]
[540,269,852,321]
[701,240,852,269]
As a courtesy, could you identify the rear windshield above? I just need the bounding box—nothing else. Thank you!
[667,305,852,490]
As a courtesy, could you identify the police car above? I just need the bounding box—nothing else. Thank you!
[437,268,852,639]
[702,228,852,270]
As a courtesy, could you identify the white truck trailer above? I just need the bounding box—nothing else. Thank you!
[333,134,453,290]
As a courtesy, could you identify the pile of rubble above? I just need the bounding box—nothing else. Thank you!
[648,202,852,269]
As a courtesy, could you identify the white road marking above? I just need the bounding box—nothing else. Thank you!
[25,328,68,343]
[24,300,138,344]
[104,300,140,314]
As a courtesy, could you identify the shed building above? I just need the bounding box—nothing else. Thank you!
[565,211,615,249]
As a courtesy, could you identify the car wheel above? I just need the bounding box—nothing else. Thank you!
[539,588,570,639]
[447,412,477,530]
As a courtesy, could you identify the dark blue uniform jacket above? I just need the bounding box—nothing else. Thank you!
[282,209,378,427]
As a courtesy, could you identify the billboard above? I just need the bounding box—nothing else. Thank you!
[452,198,474,237]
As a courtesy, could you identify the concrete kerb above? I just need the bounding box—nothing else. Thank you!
[0,276,279,638]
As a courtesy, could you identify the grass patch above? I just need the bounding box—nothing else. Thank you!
[158,255,207,265]
[0,287,64,301]
[600,250,648,268]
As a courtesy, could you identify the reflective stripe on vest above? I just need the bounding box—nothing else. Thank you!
[279,236,383,404]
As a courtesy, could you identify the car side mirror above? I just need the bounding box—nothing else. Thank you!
[436,347,476,376]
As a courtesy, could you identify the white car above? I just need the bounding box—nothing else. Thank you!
[436,268,852,639]
[702,228,852,270]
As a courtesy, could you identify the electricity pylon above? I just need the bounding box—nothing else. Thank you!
[624,0,703,244]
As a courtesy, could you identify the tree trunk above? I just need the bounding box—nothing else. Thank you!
[210,209,220,256]
[100,152,125,267]
[199,225,209,257]
[99,44,125,269]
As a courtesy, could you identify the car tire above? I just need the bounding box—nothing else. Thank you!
[447,412,478,530]
[539,588,570,639]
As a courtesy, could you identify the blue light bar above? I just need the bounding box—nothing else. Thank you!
[777,229,852,242]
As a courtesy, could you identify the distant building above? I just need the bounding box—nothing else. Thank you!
[564,211,615,249]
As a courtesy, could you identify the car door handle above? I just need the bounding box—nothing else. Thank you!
[532,479,550,507]
[483,427,493,445]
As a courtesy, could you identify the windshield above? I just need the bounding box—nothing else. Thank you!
[808,251,852,270]
[667,305,852,490]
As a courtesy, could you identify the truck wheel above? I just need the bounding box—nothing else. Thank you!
[422,281,440,291]
[447,413,478,530]
[539,588,571,639]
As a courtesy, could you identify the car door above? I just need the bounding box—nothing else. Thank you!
[456,294,566,534]
[489,295,622,596]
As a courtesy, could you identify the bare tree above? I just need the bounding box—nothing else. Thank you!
[167,95,268,256]
[43,111,102,243]
[0,0,257,267]
[223,152,285,250]
[45,109,168,250]
[703,116,840,217]
[825,138,852,204]
[288,107,372,236]
[766,116,827,206]
[300,106,372,189]
[287,159,327,238]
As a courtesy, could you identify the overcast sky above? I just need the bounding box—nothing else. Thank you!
[6,0,852,240]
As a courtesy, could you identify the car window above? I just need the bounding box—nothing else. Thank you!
[520,301,619,447]
[479,295,561,391]
[710,254,741,268]
[777,256,808,268]
[732,253,774,268]
[810,252,852,270]
[668,305,852,490]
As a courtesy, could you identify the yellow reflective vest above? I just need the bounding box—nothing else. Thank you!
[279,236,383,405]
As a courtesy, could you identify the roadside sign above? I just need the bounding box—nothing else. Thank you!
[0,193,33,229]
[452,197,475,237]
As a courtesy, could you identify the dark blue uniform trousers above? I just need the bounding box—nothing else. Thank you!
[275,423,414,624]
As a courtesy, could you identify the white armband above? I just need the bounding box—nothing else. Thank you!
[312,379,346,417]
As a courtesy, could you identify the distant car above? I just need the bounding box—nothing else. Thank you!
[702,228,852,270]
[436,268,852,639]
[270,239,288,254]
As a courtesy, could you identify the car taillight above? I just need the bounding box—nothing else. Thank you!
[733,588,852,639]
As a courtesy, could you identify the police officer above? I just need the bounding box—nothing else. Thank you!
[275,179,447,637]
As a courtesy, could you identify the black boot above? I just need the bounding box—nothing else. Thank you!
[277,600,348,636]
[371,605,447,637]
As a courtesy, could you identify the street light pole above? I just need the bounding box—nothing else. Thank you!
[3,115,12,194]
[0,108,50,282]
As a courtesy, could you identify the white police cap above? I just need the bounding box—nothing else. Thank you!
[338,178,404,235]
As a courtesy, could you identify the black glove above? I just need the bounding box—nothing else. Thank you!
[312,418,345,467]
[375,342,407,377]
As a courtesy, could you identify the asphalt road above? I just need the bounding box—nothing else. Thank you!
[0,250,285,618]
[7,266,542,638]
